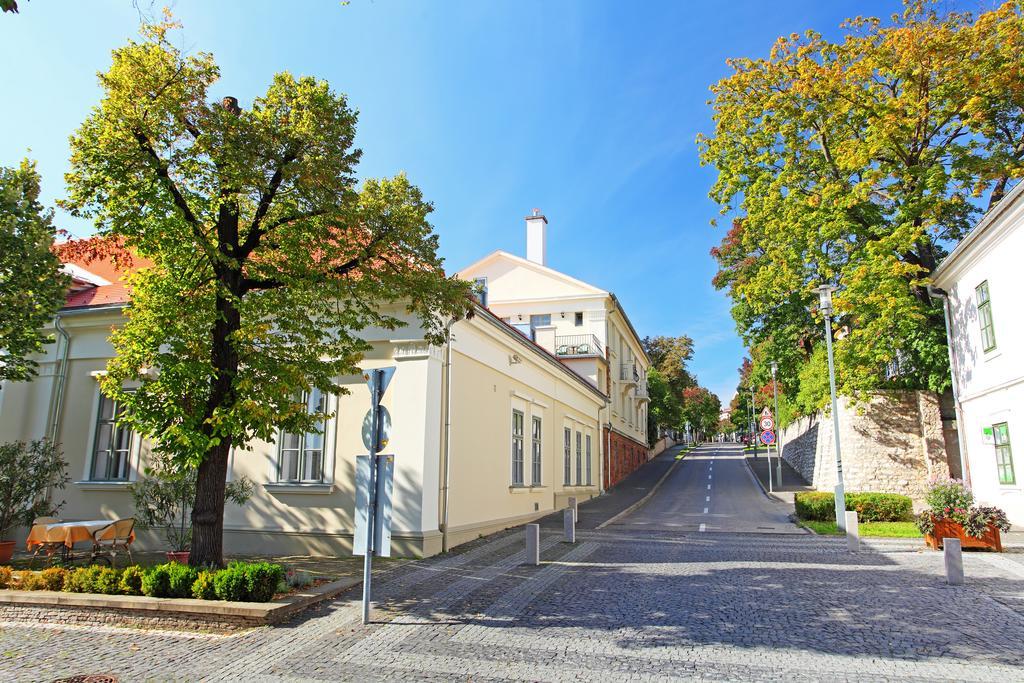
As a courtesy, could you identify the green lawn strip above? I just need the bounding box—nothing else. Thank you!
[798,519,921,538]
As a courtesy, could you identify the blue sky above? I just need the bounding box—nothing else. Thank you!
[0,0,922,402]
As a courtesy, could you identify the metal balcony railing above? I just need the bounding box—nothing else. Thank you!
[554,334,603,358]
[620,362,639,383]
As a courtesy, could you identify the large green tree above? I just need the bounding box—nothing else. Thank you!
[0,159,68,384]
[641,334,696,395]
[61,16,472,566]
[701,1,1024,406]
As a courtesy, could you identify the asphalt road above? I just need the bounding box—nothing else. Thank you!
[611,442,803,534]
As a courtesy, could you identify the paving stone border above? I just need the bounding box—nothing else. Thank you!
[0,575,361,632]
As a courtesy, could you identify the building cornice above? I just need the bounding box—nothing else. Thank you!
[933,180,1024,286]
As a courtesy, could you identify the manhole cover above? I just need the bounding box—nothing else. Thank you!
[51,675,119,683]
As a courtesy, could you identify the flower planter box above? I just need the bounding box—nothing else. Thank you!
[0,575,361,632]
[925,519,1003,552]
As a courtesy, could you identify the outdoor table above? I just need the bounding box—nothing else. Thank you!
[26,519,135,562]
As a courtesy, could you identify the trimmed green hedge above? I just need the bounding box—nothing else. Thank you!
[794,492,913,522]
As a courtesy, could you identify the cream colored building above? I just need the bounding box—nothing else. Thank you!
[0,219,616,558]
[458,210,651,489]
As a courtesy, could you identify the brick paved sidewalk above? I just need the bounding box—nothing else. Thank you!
[539,442,689,531]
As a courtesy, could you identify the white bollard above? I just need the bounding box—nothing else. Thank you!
[944,538,964,585]
[563,508,576,544]
[845,511,859,552]
[568,496,578,524]
[525,523,540,566]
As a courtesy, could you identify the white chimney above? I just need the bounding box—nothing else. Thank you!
[525,208,548,265]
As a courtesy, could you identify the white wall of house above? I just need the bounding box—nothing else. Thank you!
[934,181,1024,524]
[0,299,605,557]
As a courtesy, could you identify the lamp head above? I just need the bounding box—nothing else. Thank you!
[770,361,778,376]
[815,284,835,315]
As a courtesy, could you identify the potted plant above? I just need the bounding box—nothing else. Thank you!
[129,453,253,563]
[0,440,70,564]
[916,479,1011,551]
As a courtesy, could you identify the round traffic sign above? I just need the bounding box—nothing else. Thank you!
[362,406,392,451]
[759,416,775,431]
[759,430,776,445]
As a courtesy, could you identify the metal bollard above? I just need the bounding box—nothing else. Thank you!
[525,523,540,566]
[568,496,578,524]
[845,511,859,552]
[563,508,576,544]
[944,538,964,585]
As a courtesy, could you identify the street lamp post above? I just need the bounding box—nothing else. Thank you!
[770,361,783,486]
[816,284,846,531]
[748,385,756,457]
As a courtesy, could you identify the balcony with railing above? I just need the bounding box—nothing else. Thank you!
[554,334,604,359]
[635,381,650,402]
[619,362,640,385]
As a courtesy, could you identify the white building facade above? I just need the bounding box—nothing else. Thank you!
[459,210,651,488]
[933,181,1024,525]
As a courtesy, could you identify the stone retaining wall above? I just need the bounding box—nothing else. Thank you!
[0,602,258,632]
[779,390,951,504]
[0,576,359,633]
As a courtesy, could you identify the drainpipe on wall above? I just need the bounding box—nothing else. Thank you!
[47,315,70,445]
[598,403,606,495]
[928,285,971,487]
[44,315,70,504]
[439,318,456,553]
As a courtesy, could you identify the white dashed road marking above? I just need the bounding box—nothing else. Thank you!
[699,523,706,532]
[703,507,709,514]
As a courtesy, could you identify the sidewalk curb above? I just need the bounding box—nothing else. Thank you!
[595,445,692,530]
[742,454,787,504]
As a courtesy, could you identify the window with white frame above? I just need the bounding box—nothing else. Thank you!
[994,422,1015,485]
[575,431,583,485]
[574,312,584,326]
[89,393,134,481]
[977,281,996,352]
[277,389,328,483]
[563,427,572,485]
[586,434,592,485]
[531,416,542,485]
[512,410,525,485]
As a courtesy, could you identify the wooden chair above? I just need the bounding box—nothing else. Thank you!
[29,517,64,567]
[90,518,135,567]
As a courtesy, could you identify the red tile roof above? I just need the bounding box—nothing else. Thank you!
[57,239,152,310]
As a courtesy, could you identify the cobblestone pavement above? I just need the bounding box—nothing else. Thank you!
[3,446,1024,682]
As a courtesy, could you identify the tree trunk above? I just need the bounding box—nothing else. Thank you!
[189,279,241,568]
[189,438,232,566]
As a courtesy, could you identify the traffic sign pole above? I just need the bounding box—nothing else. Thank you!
[359,366,396,625]
[361,369,381,625]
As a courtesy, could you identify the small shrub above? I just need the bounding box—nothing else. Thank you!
[141,563,197,598]
[794,492,835,521]
[19,571,47,591]
[0,566,12,589]
[141,565,171,598]
[38,567,66,591]
[166,563,198,599]
[795,492,912,522]
[63,567,101,593]
[846,493,913,522]
[93,567,121,595]
[119,566,144,596]
[192,570,217,600]
[242,562,285,602]
[212,564,248,602]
